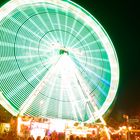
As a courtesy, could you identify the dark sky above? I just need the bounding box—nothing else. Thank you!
[1,0,140,120]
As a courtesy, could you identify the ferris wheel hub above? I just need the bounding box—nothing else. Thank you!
[59,48,69,55]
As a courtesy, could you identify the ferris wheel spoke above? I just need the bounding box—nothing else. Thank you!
[63,64,86,121]
[46,12,59,41]
[19,58,61,115]
[0,41,35,51]
[64,12,69,46]
[67,86,84,121]
[1,59,43,81]
[68,23,86,47]
[17,8,46,36]
[10,16,42,41]
[36,8,56,42]
[56,11,64,45]
[27,5,55,42]
[74,55,111,74]
[6,65,47,100]
[0,26,40,47]
[26,66,60,116]
[66,86,79,120]
[42,65,66,117]
[71,31,95,49]
[73,57,110,88]
[73,66,101,111]
[74,38,100,51]
[65,16,78,47]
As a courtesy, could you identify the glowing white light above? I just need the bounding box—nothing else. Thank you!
[49,119,66,132]
[17,117,21,134]
[40,100,44,105]
[30,122,48,139]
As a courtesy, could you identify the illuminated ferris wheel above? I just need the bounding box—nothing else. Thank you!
[0,0,119,122]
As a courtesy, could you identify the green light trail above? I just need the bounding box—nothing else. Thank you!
[0,0,119,122]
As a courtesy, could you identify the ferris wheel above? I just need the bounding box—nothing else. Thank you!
[0,0,119,122]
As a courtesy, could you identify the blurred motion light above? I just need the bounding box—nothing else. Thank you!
[0,0,119,122]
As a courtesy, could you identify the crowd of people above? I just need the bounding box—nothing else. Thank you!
[0,129,127,140]
[0,129,108,140]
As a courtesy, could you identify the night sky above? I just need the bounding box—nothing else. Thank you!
[1,0,140,120]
